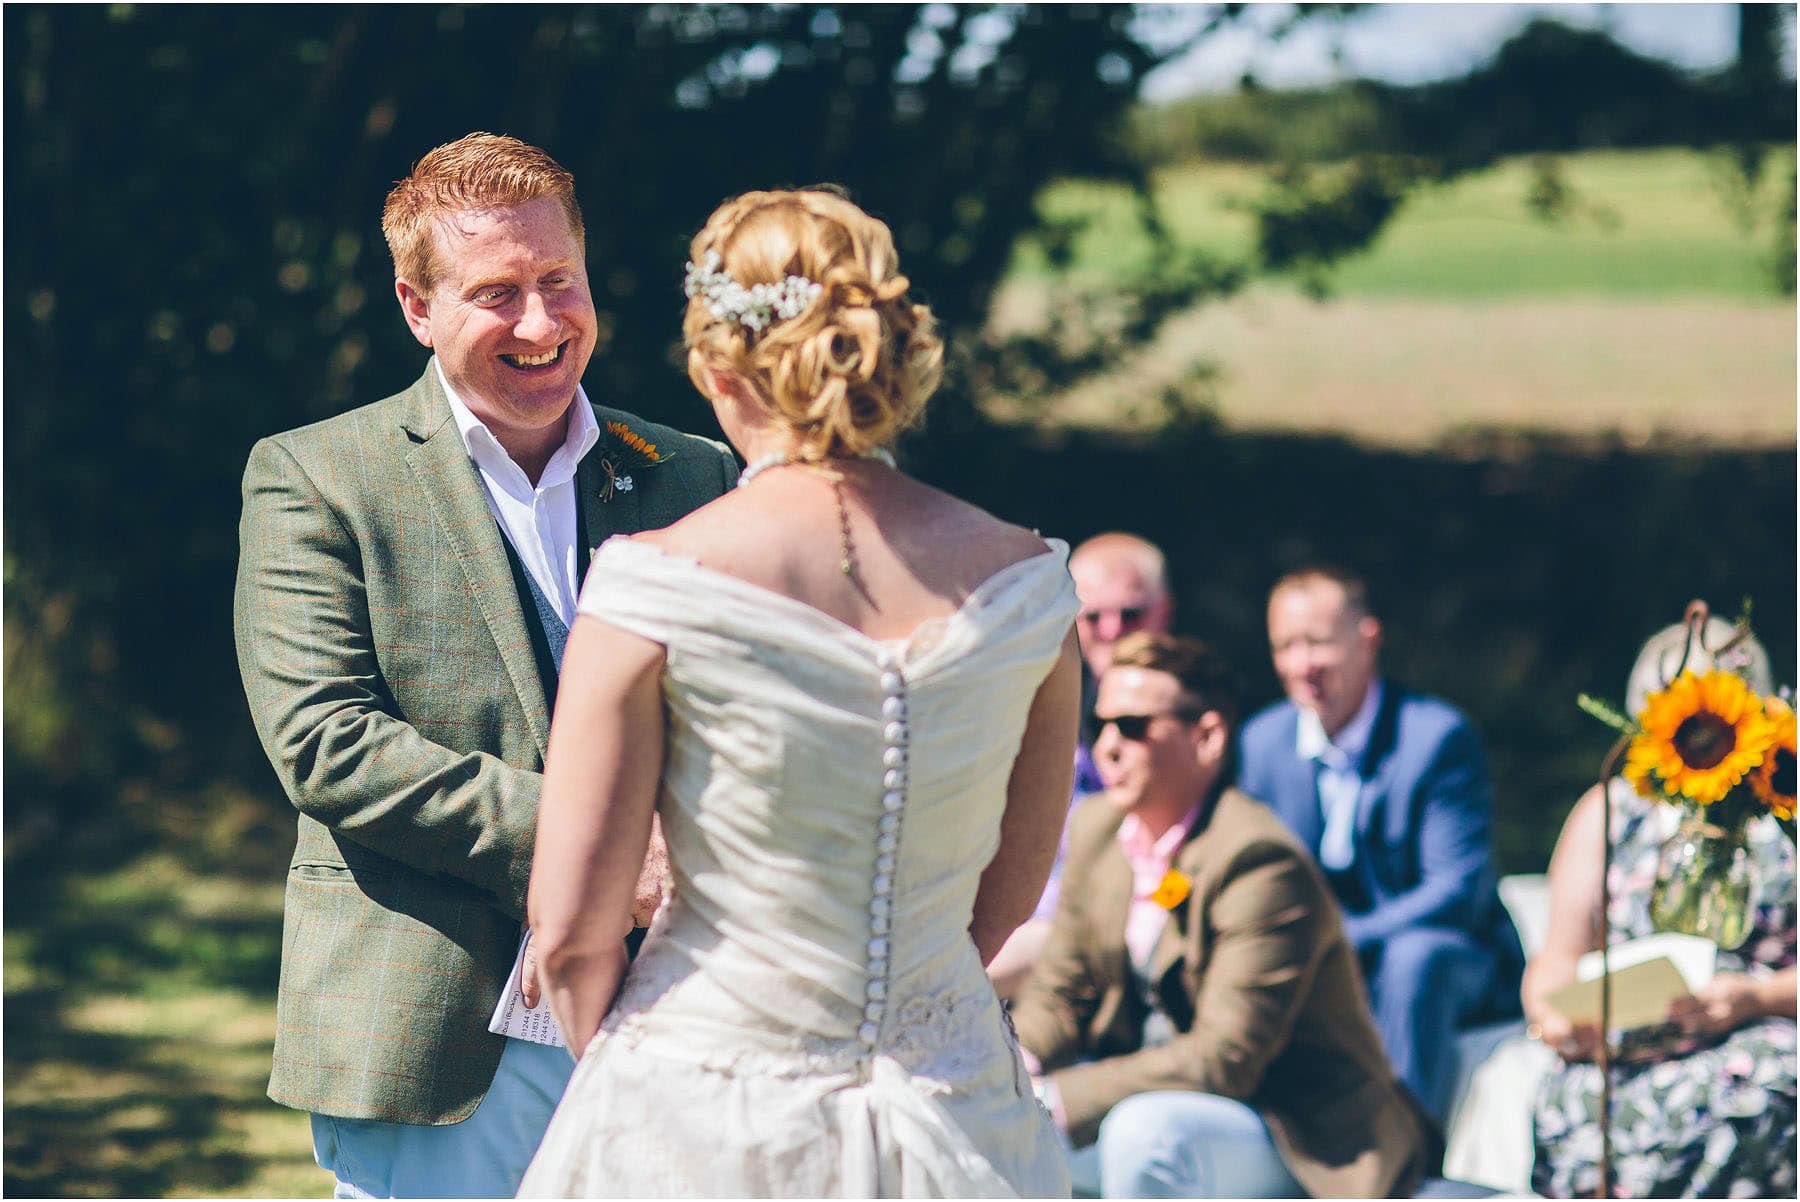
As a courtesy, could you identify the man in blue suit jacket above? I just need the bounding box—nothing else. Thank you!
[1238,566,1523,1121]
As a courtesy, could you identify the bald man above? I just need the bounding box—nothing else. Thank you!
[988,533,1174,998]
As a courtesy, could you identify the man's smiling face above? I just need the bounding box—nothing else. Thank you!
[397,194,596,442]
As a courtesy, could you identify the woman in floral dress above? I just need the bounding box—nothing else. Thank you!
[1522,621,1796,1198]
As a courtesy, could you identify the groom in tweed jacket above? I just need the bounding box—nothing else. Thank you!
[234,134,735,1196]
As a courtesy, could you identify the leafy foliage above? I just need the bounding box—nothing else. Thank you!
[1134,17,1797,167]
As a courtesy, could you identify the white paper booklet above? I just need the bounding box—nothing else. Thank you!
[487,929,568,1048]
[1577,932,1717,991]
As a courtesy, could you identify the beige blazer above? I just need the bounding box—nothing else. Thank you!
[1011,788,1442,1198]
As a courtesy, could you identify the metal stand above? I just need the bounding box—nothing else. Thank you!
[1588,600,1748,1197]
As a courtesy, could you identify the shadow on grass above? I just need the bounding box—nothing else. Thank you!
[5,1004,251,1196]
[4,786,319,1198]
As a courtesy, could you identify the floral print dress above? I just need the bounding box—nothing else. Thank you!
[1532,779,1796,1198]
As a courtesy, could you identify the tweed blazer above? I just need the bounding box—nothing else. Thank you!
[1011,789,1442,1199]
[234,362,736,1124]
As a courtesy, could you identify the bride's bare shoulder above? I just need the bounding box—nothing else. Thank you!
[904,481,1058,564]
[623,488,757,557]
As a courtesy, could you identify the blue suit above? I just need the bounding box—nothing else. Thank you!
[1238,684,1523,1119]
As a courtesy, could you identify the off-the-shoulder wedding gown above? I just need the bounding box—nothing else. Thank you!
[518,535,1076,1198]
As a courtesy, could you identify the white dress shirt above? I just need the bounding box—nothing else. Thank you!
[438,362,599,627]
[1295,680,1383,871]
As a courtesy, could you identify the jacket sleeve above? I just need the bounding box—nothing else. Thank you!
[233,436,539,921]
[1010,806,1108,1069]
[1050,838,1332,1146]
[1342,718,1494,951]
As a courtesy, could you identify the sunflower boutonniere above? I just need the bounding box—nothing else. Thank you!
[1148,869,1192,911]
[598,420,673,503]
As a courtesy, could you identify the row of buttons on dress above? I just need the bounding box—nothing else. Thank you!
[859,648,908,1047]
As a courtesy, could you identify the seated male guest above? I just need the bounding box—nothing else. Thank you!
[1012,633,1438,1198]
[988,531,1174,999]
[1238,566,1523,1121]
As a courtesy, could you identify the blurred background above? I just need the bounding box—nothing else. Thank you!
[5,3,1794,1194]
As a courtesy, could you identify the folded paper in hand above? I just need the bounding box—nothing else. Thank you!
[1547,933,1717,1029]
[488,929,568,1049]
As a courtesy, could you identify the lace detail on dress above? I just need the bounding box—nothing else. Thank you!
[593,967,1013,1091]
[885,987,1015,1096]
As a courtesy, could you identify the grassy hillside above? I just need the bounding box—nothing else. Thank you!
[1006,147,1795,300]
[992,147,1796,447]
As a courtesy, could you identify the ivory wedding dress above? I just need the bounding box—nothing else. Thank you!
[518,535,1076,1198]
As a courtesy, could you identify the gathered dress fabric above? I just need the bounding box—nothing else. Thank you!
[519,535,1077,1198]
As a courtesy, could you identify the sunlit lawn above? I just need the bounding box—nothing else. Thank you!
[5,799,327,1198]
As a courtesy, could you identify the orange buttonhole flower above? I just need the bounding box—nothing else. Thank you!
[1148,869,1192,911]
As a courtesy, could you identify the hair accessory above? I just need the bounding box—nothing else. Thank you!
[684,250,823,333]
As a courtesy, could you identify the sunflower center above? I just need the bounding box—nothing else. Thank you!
[1774,749,1795,798]
[1673,711,1736,770]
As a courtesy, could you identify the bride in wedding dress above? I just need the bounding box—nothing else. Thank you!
[517,189,1079,1198]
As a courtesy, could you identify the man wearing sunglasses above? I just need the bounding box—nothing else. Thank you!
[1239,566,1523,1124]
[1012,633,1438,1199]
[989,532,1174,998]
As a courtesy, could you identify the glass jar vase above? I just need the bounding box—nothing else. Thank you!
[1649,813,1758,949]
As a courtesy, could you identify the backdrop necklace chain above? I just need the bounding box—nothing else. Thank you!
[737,448,896,577]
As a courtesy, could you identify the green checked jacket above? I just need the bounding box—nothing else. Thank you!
[234,362,735,1124]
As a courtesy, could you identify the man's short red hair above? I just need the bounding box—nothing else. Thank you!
[381,132,584,294]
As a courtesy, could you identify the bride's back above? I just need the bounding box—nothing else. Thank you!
[601,183,1076,1062]
[643,463,1052,644]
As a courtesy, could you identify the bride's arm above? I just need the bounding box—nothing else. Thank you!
[528,614,668,1053]
[970,630,1082,966]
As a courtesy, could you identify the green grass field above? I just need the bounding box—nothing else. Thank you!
[1008,147,1796,300]
[993,148,1796,446]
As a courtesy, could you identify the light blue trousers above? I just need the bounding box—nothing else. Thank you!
[311,1037,575,1198]
[1069,1091,1305,1199]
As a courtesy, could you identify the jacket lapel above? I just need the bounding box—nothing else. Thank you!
[1272,706,1325,854]
[400,364,551,758]
[1355,681,1403,849]
[1148,813,1211,986]
[1088,839,1136,985]
[577,407,643,558]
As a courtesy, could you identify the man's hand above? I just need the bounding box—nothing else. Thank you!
[1667,972,1765,1038]
[521,936,541,1009]
[631,814,671,928]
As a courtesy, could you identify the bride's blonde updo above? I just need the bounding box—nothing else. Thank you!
[684,189,942,459]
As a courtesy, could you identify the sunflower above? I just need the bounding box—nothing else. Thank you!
[605,420,664,463]
[1751,696,1797,820]
[1622,670,1778,805]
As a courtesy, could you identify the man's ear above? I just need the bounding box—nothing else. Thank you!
[1192,711,1230,768]
[395,279,434,348]
[1359,615,1383,654]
